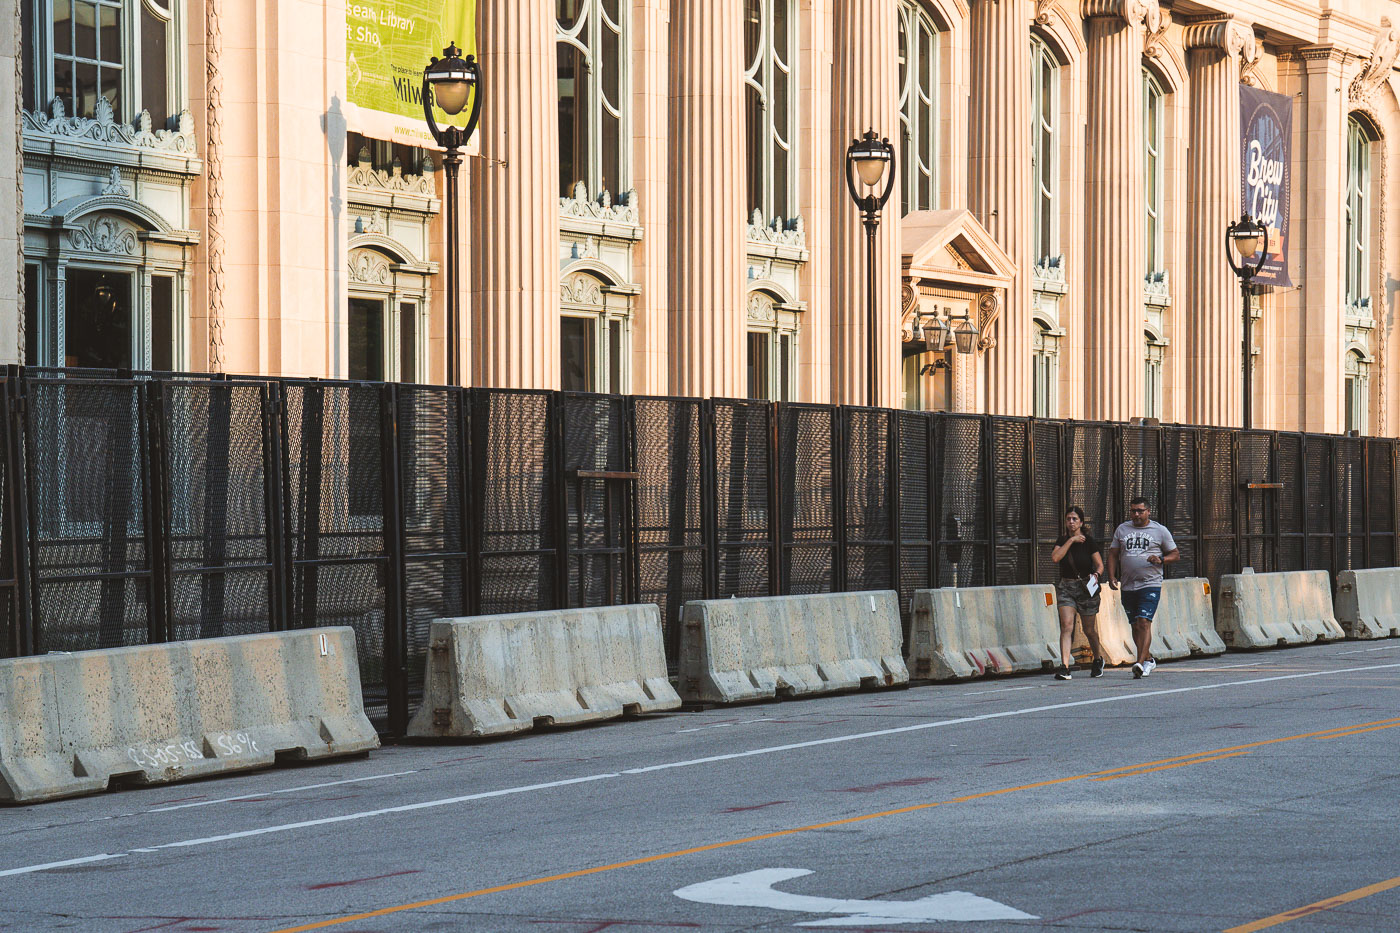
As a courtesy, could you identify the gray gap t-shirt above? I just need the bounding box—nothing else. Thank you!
[1110,520,1177,591]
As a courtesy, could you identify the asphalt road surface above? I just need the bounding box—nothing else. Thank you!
[3,641,1399,933]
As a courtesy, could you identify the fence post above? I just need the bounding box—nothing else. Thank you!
[550,391,571,609]
[983,416,996,586]
[767,402,781,596]
[297,383,326,628]
[139,379,171,644]
[889,407,902,606]
[3,370,33,657]
[379,382,408,737]
[831,406,847,593]
[701,399,718,599]
[262,380,290,632]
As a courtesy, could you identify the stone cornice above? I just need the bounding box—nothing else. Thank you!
[559,182,643,242]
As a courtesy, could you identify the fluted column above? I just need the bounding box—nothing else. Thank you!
[1083,0,1154,420]
[831,0,900,407]
[1184,19,1254,426]
[968,0,1032,415]
[470,0,560,389]
[667,1,744,398]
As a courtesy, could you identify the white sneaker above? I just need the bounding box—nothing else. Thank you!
[1132,662,1144,679]
[1142,658,1157,677]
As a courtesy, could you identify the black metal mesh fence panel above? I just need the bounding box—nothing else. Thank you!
[1237,432,1274,572]
[398,386,467,709]
[1161,428,1198,578]
[778,404,837,595]
[1065,424,1115,536]
[0,377,18,658]
[25,379,152,652]
[283,381,389,721]
[714,400,774,598]
[1303,436,1335,575]
[1199,430,1236,590]
[1276,433,1304,572]
[843,407,894,592]
[473,389,557,614]
[896,411,933,640]
[1367,440,1396,569]
[1335,436,1364,572]
[937,415,986,586]
[634,398,707,663]
[1032,421,1064,584]
[990,418,1032,585]
[1120,427,1161,528]
[160,381,274,642]
[562,394,629,608]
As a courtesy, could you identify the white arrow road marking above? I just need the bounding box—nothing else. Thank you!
[674,868,1036,926]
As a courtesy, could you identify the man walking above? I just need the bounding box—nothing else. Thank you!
[1107,497,1180,678]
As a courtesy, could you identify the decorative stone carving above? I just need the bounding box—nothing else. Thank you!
[559,183,640,224]
[1349,18,1400,104]
[976,292,1001,350]
[747,292,777,324]
[1185,19,1257,60]
[1144,269,1172,305]
[1144,6,1172,58]
[943,245,973,271]
[22,97,197,154]
[359,210,387,235]
[560,272,605,306]
[1033,255,1066,285]
[67,216,139,255]
[1082,0,1157,28]
[746,210,807,249]
[349,250,392,286]
[100,167,131,197]
[1034,0,1057,26]
[348,160,435,196]
[206,0,226,369]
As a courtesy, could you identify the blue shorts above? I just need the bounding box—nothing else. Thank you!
[1121,586,1162,622]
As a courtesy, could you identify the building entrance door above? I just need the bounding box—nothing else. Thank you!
[65,269,133,369]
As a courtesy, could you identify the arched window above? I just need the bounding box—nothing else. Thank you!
[897,1,939,215]
[1144,330,1165,421]
[561,271,629,393]
[25,0,177,124]
[747,291,798,401]
[1030,37,1058,262]
[744,0,796,221]
[1032,321,1059,418]
[1345,116,1374,311]
[1345,349,1369,435]
[1144,71,1164,276]
[557,0,628,198]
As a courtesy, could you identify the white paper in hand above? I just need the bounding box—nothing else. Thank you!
[1085,573,1100,596]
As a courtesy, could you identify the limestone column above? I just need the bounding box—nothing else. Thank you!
[968,0,1032,416]
[667,1,744,398]
[831,0,899,407]
[1,0,22,363]
[1297,48,1347,433]
[470,0,560,389]
[1082,0,1153,421]
[1183,20,1253,427]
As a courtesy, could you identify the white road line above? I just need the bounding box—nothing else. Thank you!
[1336,643,1400,656]
[145,770,420,813]
[621,662,1400,774]
[0,854,126,877]
[5,660,1399,878]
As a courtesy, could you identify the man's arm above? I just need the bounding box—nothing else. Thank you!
[1106,547,1120,587]
[1161,547,1180,565]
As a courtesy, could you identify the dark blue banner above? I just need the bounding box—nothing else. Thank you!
[1239,84,1293,286]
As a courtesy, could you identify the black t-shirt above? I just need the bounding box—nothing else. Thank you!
[1054,533,1100,579]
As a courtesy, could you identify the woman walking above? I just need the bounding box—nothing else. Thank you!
[1050,507,1106,681]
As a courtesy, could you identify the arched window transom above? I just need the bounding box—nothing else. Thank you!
[744,0,796,222]
[1030,37,1059,263]
[557,0,628,199]
[897,1,939,215]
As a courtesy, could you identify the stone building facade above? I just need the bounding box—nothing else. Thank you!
[3,0,1399,434]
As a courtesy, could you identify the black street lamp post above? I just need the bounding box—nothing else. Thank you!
[845,130,897,407]
[423,43,483,387]
[1224,214,1268,430]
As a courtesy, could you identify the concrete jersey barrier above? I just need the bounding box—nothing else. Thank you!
[677,591,908,704]
[406,604,680,738]
[0,627,378,805]
[1216,570,1345,648]
[909,584,1057,680]
[1084,578,1226,665]
[1335,568,1400,639]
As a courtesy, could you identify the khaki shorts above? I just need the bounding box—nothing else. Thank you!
[1056,578,1101,615]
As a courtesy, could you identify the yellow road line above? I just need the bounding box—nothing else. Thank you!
[1311,722,1400,740]
[1223,874,1400,932]
[266,716,1400,933]
[1090,750,1251,781]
